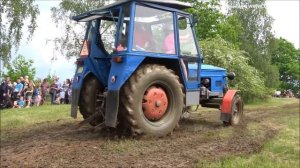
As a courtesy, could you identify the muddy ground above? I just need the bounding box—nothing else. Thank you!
[1,102,299,168]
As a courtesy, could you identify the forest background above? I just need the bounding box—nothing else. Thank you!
[1,0,299,102]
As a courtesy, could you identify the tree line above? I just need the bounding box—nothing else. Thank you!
[1,0,299,102]
[181,0,299,101]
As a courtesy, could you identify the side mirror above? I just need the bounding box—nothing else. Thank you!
[192,14,199,26]
[227,72,235,80]
[178,16,187,30]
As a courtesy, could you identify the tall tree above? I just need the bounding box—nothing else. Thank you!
[0,0,39,65]
[180,0,224,40]
[271,38,300,92]
[216,13,244,49]
[227,0,279,88]
[201,36,267,102]
[50,0,106,59]
[5,54,36,82]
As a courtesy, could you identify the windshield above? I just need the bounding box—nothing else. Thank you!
[133,5,175,54]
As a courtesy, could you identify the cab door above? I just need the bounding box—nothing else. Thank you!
[177,15,201,106]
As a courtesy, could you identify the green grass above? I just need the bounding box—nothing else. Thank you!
[245,98,299,109]
[0,105,72,130]
[197,106,300,168]
[1,98,299,167]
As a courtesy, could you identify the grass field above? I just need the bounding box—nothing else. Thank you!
[200,100,300,168]
[0,98,299,167]
[245,97,298,109]
[0,105,72,130]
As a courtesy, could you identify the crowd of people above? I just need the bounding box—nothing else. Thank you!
[273,89,295,98]
[0,76,72,109]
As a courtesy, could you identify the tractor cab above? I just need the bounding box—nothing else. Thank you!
[71,0,243,136]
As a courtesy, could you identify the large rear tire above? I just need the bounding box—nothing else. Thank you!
[121,64,184,136]
[79,76,104,126]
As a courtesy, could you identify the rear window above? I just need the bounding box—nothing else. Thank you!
[133,5,175,54]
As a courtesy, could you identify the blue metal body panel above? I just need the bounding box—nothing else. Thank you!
[72,19,110,89]
[71,0,230,95]
[71,0,230,126]
[72,1,207,92]
[187,64,227,93]
[108,55,145,90]
[201,64,227,93]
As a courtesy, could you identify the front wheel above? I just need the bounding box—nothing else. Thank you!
[223,94,243,126]
[121,64,184,136]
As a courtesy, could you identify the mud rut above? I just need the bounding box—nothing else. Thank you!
[1,103,298,168]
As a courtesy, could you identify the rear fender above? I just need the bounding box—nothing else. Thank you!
[71,65,94,119]
[105,55,145,127]
[71,56,109,118]
[220,90,239,122]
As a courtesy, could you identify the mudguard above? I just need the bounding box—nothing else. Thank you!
[71,88,81,118]
[71,60,91,119]
[105,55,145,127]
[220,90,239,122]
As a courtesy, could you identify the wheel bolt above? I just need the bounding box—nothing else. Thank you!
[155,101,161,107]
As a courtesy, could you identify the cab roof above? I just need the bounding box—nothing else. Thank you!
[73,0,192,22]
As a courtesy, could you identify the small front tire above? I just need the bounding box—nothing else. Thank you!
[223,94,243,126]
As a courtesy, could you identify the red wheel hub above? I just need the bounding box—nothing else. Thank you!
[142,86,168,121]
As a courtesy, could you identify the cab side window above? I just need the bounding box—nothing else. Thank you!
[100,20,117,54]
[178,16,198,57]
[116,5,130,51]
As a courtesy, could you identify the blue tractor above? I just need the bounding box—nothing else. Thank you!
[71,0,243,136]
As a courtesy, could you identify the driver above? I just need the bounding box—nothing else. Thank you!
[164,24,192,54]
[133,23,152,51]
[163,24,175,54]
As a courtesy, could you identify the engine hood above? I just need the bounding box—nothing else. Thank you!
[200,64,227,77]
[201,64,226,71]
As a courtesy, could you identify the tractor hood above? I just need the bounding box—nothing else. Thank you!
[200,64,227,77]
[201,64,226,71]
[187,64,227,79]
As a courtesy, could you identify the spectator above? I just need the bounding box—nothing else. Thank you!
[13,79,24,101]
[55,77,62,89]
[33,81,42,106]
[25,81,34,108]
[50,79,59,104]
[41,78,49,105]
[20,76,25,85]
[13,96,25,108]
[21,78,30,97]
[13,82,17,88]
[64,79,72,104]
[60,81,67,104]
[7,80,14,100]
[54,92,61,104]
[0,76,11,108]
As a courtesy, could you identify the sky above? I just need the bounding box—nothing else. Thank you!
[6,0,300,82]
[13,1,75,82]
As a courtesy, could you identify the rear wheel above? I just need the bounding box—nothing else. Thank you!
[79,76,104,126]
[121,64,184,136]
[223,94,243,126]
